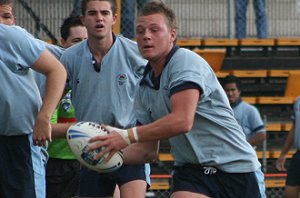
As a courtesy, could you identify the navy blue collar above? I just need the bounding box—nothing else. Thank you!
[230,97,242,108]
[140,45,180,89]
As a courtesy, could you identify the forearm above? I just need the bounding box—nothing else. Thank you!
[51,123,73,139]
[122,141,160,164]
[40,71,66,119]
[137,113,193,142]
[248,132,266,146]
[279,126,295,157]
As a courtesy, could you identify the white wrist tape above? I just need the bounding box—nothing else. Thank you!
[127,127,139,143]
[105,126,138,145]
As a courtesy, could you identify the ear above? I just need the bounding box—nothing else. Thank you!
[112,13,117,26]
[80,15,85,26]
[60,38,66,48]
[170,28,177,44]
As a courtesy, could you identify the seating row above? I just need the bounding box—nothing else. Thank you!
[177,38,300,48]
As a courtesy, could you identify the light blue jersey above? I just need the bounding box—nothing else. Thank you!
[60,36,146,128]
[293,96,300,150]
[232,100,265,141]
[60,35,151,189]
[136,47,261,173]
[0,24,45,136]
[0,24,49,198]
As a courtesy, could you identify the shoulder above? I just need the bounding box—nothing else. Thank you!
[61,40,87,59]
[0,25,42,48]
[239,101,261,116]
[239,101,257,110]
[0,24,26,38]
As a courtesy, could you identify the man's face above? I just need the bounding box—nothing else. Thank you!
[61,26,88,48]
[0,4,15,25]
[80,1,116,40]
[136,13,176,62]
[223,82,241,104]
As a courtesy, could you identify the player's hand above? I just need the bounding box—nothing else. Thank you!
[88,125,131,161]
[276,156,287,172]
[32,116,51,147]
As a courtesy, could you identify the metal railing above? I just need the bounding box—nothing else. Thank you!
[14,0,300,43]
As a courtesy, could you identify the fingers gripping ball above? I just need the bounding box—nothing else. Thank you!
[67,121,123,173]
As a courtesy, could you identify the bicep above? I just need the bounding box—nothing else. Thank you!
[170,88,200,119]
[31,49,63,75]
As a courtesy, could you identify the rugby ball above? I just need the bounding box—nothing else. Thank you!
[67,121,123,173]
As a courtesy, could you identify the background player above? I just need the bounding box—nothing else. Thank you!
[276,96,300,198]
[221,74,267,197]
[52,0,158,197]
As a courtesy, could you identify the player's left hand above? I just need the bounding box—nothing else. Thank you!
[88,125,132,161]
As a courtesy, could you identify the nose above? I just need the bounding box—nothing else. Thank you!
[96,13,103,21]
[142,29,151,40]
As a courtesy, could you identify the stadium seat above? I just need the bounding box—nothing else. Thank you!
[275,38,300,46]
[285,73,300,97]
[266,123,282,132]
[176,39,201,48]
[232,70,268,78]
[193,49,226,72]
[202,38,238,47]
[242,97,257,104]
[257,97,294,104]
[238,38,275,46]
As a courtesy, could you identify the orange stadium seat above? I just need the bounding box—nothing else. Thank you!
[238,38,275,46]
[176,39,201,47]
[193,49,226,72]
[275,38,300,46]
[257,96,294,105]
[285,73,300,98]
[202,38,238,47]
[232,70,268,78]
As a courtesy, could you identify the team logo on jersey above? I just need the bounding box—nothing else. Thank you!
[117,74,127,85]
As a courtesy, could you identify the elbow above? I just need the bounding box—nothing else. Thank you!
[144,140,160,163]
[177,117,194,132]
[144,150,159,163]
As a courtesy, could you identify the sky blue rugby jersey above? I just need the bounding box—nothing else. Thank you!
[0,24,45,135]
[60,35,146,129]
[135,47,261,173]
[232,100,265,141]
[293,96,300,150]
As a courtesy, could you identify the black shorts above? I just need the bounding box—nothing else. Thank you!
[79,164,148,197]
[286,150,300,186]
[0,134,46,198]
[171,164,260,198]
[46,158,81,198]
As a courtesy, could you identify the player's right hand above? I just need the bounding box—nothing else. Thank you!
[275,156,287,172]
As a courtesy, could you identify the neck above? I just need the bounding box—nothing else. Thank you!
[88,35,114,62]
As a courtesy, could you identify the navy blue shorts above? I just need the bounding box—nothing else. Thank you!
[79,164,148,197]
[0,134,46,198]
[46,158,81,198]
[171,164,260,198]
[286,150,300,186]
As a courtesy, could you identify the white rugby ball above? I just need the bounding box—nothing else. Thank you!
[67,121,123,173]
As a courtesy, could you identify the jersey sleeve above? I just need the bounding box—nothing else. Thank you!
[248,105,265,134]
[0,25,46,70]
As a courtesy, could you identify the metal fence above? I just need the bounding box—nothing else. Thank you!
[14,0,300,43]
